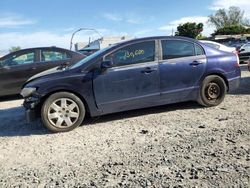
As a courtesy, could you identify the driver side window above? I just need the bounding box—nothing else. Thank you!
[105,41,155,67]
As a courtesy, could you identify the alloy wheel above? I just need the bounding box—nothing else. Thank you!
[47,98,80,128]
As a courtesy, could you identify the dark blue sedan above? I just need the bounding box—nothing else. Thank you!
[21,36,241,132]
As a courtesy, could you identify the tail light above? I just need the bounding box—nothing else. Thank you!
[233,50,239,55]
[235,54,240,67]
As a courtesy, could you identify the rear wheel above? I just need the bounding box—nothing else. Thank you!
[41,92,85,133]
[198,75,227,107]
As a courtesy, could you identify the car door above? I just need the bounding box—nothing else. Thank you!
[93,40,160,114]
[0,50,38,96]
[159,39,206,103]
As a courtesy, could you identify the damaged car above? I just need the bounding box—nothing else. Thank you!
[21,36,241,132]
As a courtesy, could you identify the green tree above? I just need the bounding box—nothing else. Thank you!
[9,46,21,53]
[196,34,208,40]
[208,6,249,29]
[175,22,203,39]
[213,25,250,35]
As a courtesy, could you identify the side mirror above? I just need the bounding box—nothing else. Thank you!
[101,60,113,70]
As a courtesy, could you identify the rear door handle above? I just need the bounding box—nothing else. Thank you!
[190,61,203,66]
[141,67,157,74]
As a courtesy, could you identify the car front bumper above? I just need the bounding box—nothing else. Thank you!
[239,54,250,63]
[23,96,41,123]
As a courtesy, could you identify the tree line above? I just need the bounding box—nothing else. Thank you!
[175,6,250,39]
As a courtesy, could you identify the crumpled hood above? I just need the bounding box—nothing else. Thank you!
[27,67,61,82]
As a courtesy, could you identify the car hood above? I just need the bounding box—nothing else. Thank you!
[27,67,62,82]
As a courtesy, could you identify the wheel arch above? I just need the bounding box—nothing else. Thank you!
[40,89,91,115]
[200,72,229,91]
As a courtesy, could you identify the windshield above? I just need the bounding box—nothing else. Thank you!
[70,45,114,69]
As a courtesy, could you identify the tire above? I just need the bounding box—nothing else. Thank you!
[41,92,85,133]
[197,75,227,107]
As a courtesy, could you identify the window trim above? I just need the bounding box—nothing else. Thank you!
[159,39,205,61]
[103,40,157,68]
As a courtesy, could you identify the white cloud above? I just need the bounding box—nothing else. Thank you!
[103,13,122,22]
[127,18,141,24]
[103,13,144,25]
[210,0,250,17]
[158,16,216,36]
[0,14,36,28]
[134,29,155,36]
[0,29,129,53]
[0,31,103,52]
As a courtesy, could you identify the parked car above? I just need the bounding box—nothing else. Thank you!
[21,36,241,133]
[200,40,236,53]
[0,47,85,97]
[239,43,250,63]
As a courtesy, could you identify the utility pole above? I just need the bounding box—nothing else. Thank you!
[69,28,102,50]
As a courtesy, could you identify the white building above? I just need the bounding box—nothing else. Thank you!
[75,36,133,55]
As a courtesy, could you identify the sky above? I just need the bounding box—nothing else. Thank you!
[0,0,250,55]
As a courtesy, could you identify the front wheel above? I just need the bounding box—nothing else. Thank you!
[41,92,85,133]
[198,75,227,107]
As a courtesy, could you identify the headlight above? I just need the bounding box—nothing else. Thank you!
[20,87,37,98]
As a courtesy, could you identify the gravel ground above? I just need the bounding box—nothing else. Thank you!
[0,66,249,187]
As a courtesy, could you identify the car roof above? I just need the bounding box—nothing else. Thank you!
[111,36,201,48]
[0,47,82,59]
[11,46,72,52]
[200,40,220,45]
[127,36,198,42]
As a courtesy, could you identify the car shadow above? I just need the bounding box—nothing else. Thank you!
[0,102,201,137]
[0,95,22,102]
[83,101,201,126]
[230,66,250,95]
[229,77,250,95]
[0,106,49,137]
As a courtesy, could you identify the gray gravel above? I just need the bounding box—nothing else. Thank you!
[0,66,249,187]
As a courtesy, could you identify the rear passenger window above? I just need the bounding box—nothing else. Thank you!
[105,41,155,67]
[195,44,205,56]
[12,52,35,65]
[161,40,195,60]
[41,50,70,62]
